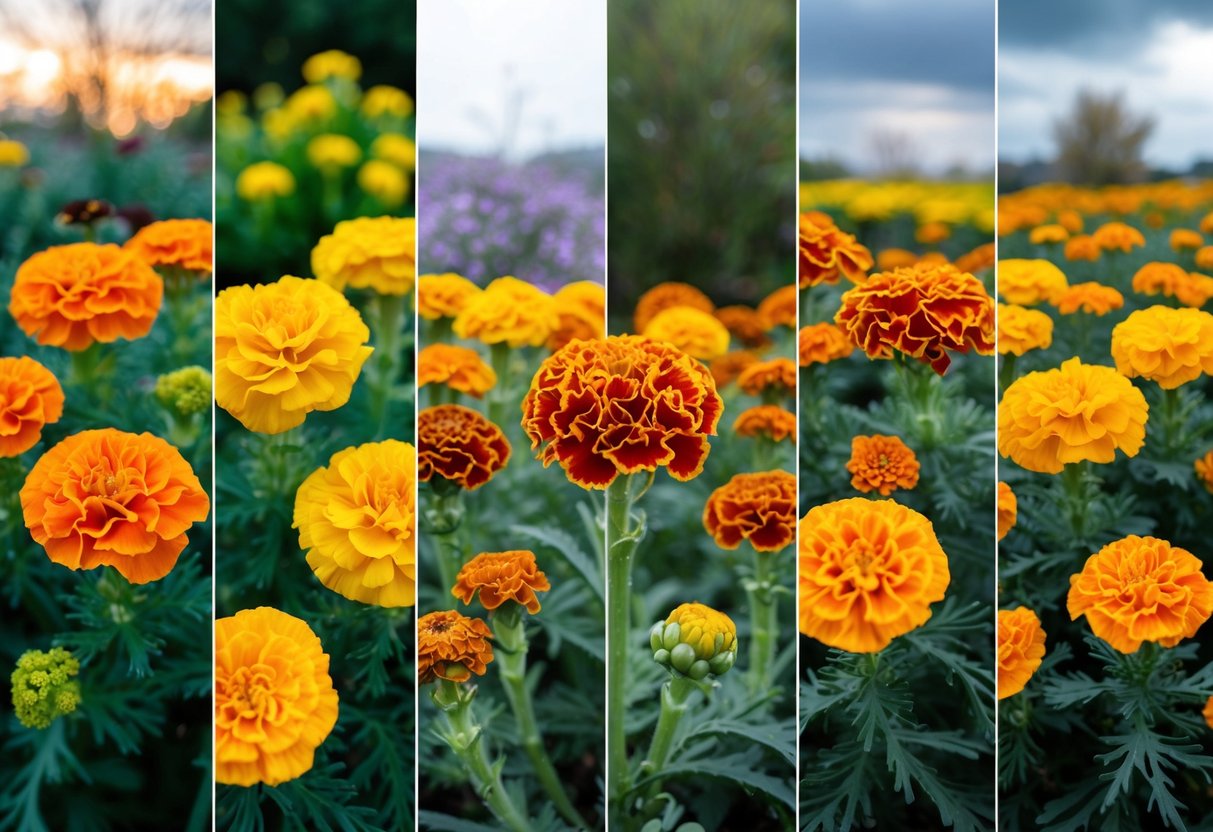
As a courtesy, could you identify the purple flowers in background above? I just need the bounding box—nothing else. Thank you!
[419,153,605,292]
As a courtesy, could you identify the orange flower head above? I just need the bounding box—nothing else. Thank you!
[452,550,550,614]
[709,350,759,388]
[1028,224,1069,245]
[1196,449,1213,494]
[998,607,1046,699]
[737,357,796,398]
[1130,261,1211,306]
[733,404,796,443]
[846,434,920,496]
[123,218,213,274]
[703,470,796,552]
[549,281,605,350]
[1112,306,1213,389]
[997,303,1054,356]
[1177,273,1213,308]
[1093,221,1145,253]
[1204,696,1213,730]
[642,306,731,361]
[799,498,950,652]
[1196,246,1213,272]
[877,248,918,271]
[453,276,559,347]
[1171,228,1204,251]
[418,610,494,684]
[1057,210,1084,234]
[758,284,798,330]
[1202,211,1213,236]
[311,216,415,296]
[215,607,338,786]
[1063,234,1101,262]
[633,282,714,332]
[798,323,854,367]
[998,259,1069,306]
[836,262,995,374]
[715,305,771,349]
[953,242,996,275]
[417,344,496,398]
[916,221,951,245]
[21,428,210,584]
[1052,282,1124,316]
[1068,535,1213,653]
[417,404,511,490]
[997,481,1017,542]
[9,243,162,350]
[522,335,723,489]
[799,212,872,287]
[0,357,64,457]
[998,357,1148,474]
[418,273,480,320]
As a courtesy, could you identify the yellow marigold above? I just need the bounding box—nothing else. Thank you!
[798,323,853,367]
[357,160,409,207]
[419,273,480,320]
[21,428,210,584]
[998,357,1148,474]
[371,133,416,170]
[1068,535,1213,653]
[1111,306,1213,389]
[703,470,796,552]
[633,282,715,332]
[715,305,771,349]
[1057,209,1084,234]
[709,350,759,388]
[1052,282,1124,316]
[998,607,1046,699]
[1196,246,1213,272]
[836,263,994,374]
[916,221,951,245]
[998,303,1054,356]
[758,284,798,330]
[846,434,919,496]
[643,306,730,361]
[417,404,510,490]
[799,212,872,287]
[294,440,416,608]
[215,607,338,786]
[1171,228,1204,251]
[799,498,950,653]
[522,335,722,489]
[733,404,796,442]
[312,216,415,296]
[283,85,336,123]
[997,481,1017,541]
[1063,234,1101,262]
[1029,224,1069,244]
[215,276,373,434]
[453,276,558,348]
[548,280,605,350]
[236,161,295,201]
[361,85,414,119]
[954,242,997,275]
[737,357,795,397]
[417,344,496,397]
[1093,221,1145,253]
[307,134,361,169]
[124,218,213,274]
[998,259,1069,306]
[302,49,361,83]
[0,357,64,458]
[452,550,550,614]
[418,610,493,684]
[877,248,918,271]
[1197,449,1213,494]
[0,139,29,166]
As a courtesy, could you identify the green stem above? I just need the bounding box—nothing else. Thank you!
[488,341,512,430]
[1161,387,1182,455]
[607,473,643,817]
[369,291,406,440]
[1060,461,1087,538]
[999,352,1017,393]
[642,675,695,799]
[746,550,778,697]
[422,487,467,596]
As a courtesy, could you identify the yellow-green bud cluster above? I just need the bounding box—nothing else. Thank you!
[155,366,212,417]
[650,602,737,680]
[10,647,82,730]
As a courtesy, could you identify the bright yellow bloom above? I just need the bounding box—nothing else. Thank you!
[357,160,410,207]
[371,134,416,170]
[312,216,415,296]
[1028,224,1068,244]
[997,303,1054,356]
[1170,228,1204,251]
[549,281,605,350]
[307,134,361,170]
[453,276,558,348]
[1111,306,1213,389]
[236,162,295,201]
[998,259,1068,306]
[362,85,414,119]
[302,49,362,83]
[0,139,30,166]
[419,273,480,320]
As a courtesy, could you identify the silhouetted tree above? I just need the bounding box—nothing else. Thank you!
[1052,89,1154,185]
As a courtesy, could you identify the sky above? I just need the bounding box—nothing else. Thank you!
[799,0,995,176]
[418,0,606,160]
[1000,0,1213,169]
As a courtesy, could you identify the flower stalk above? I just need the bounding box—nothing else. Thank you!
[421,487,468,594]
[368,291,406,440]
[641,674,697,797]
[746,549,778,696]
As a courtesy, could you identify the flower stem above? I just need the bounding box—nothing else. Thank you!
[487,341,512,430]
[606,473,643,816]
[369,291,406,440]
[1060,461,1088,538]
[642,674,695,799]
[746,549,778,697]
[999,352,1017,393]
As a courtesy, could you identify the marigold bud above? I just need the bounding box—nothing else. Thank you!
[650,603,737,680]
[155,366,212,417]
[11,647,81,729]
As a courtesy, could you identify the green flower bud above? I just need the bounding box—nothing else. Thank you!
[649,602,738,679]
[10,647,81,730]
[155,366,212,418]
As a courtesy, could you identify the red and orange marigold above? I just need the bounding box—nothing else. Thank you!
[418,609,494,684]
[703,470,796,552]
[0,357,64,457]
[846,434,920,496]
[417,404,510,490]
[799,211,873,287]
[452,550,550,614]
[998,607,1046,699]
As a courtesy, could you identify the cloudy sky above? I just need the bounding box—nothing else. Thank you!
[418,0,605,160]
[799,0,995,176]
[1000,0,1213,169]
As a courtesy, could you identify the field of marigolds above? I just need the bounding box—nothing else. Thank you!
[995,180,1213,831]
[796,180,998,831]
[212,48,418,831]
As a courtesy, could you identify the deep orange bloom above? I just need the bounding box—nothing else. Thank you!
[522,335,723,489]
[1028,224,1068,244]
[737,357,796,397]
[758,284,798,330]
[997,481,1017,541]
[549,281,605,351]
[1202,211,1213,236]
[0,357,64,457]
[916,222,951,245]
[703,470,796,552]
[1171,228,1204,251]
[1093,221,1145,253]
[799,212,873,287]
[1196,450,1213,494]
[715,305,771,349]
[417,405,510,490]
[417,344,496,397]
[798,323,854,367]
[418,610,494,683]
[1068,535,1213,653]
[123,218,213,274]
[877,248,918,271]
[1196,246,1213,272]
[733,404,796,442]
[452,550,550,614]
[1112,306,1213,389]
[1204,696,1213,730]
[9,243,162,350]
[1132,262,1213,308]
[998,607,1046,699]
[846,434,919,496]
[1063,234,1101,262]
[953,242,996,275]
[20,428,210,584]
[709,350,759,388]
[633,282,714,332]
[1057,210,1084,234]
[1052,282,1124,316]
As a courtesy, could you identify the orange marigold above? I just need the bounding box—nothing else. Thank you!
[1028,224,1069,245]
[737,357,796,397]
[998,357,1148,474]
[799,498,950,652]
[709,350,759,388]
[835,263,994,374]
[549,281,605,351]
[1068,535,1213,653]
[1057,210,1084,234]
[1093,221,1145,253]
[1196,246,1213,272]
[1202,212,1213,236]
[703,470,796,552]
[1204,696,1213,730]
[215,607,338,786]
[998,259,1068,306]
[798,323,853,367]
[522,335,723,489]
[418,609,494,683]
[9,243,162,350]
[1052,282,1124,316]
[0,357,64,457]
[916,221,951,245]
[846,434,920,496]
[1177,273,1213,308]
[953,242,996,275]
[997,481,1017,541]
[1111,306,1213,389]
[452,276,559,348]
[123,218,213,274]
[1063,234,1101,262]
[1171,228,1204,251]
[417,404,511,490]
[877,248,917,271]
[758,284,798,330]
[452,550,550,614]
[417,344,496,397]
[998,303,1054,356]
[643,306,730,361]
[418,273,480,320]
[715,305,771,349]
[799,212,873,287]
[998,607,1046,699]
[633,282,714,332]
[1131,261,1204,305]
[733,404,796,442]
[1197,449,1213,494]
[20,428,210,584]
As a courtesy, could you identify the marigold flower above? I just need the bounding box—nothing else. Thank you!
[1171,228,1204,251]
[1202,212,1213,236]
[418,344,496,397]
[1029,224,1069,244]
[418,404,511,490]
[124,218,213,275]
[998,357,1148,474]
[1052,282,1124,316]
[1063,234,1101,262]
[10,647,80,729]
[633,282,714,332]
[758,284,798,330]
[702,470,796,552]
[799,498,950,653]
[650,603,737,679]
[0,138,29,166]
[418,610,494,684]
[836,263,994,374]
[1067,535,1213,653]
[799,212,873,287]
[371,133,416,169]
[643,307,730,361]
[312,216,415,296]
[877,248,918,271]
[361,85,414,119]
[733,404,796,442]
[0,357,64,457]
[1133,261,1191,299]
[998,607,1046,699]
[737,357,795,397]
[453,550,550,614]
[453,276,558,348]
[9,243,162,350]
[294,440,416,608]
[916,221,951,245]
[548,281,605,350]
[1057,209,1084,234]
[715,305,771,349]
[997,481,1017,541]
[709,350,759,387]
[798,323,853,367]
[846,434,919,496]
[1093,221,1145,253]
[302,49,361,83]
[1204,696,1213,730]
[307,134,361,169]
[21,428,210,584]
[998,259,1068,306]
[215,607,339,786]
[419,273,480,320]
[953,242,996,275]
[155,366,212,418]
[1178,273,1213,307]
[1112,306,1213,389]
[998,303,1054,356]
[357,160,409,207]
[236,161,295,201]
[215,276,373,434]
[1196,450,1213,494]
